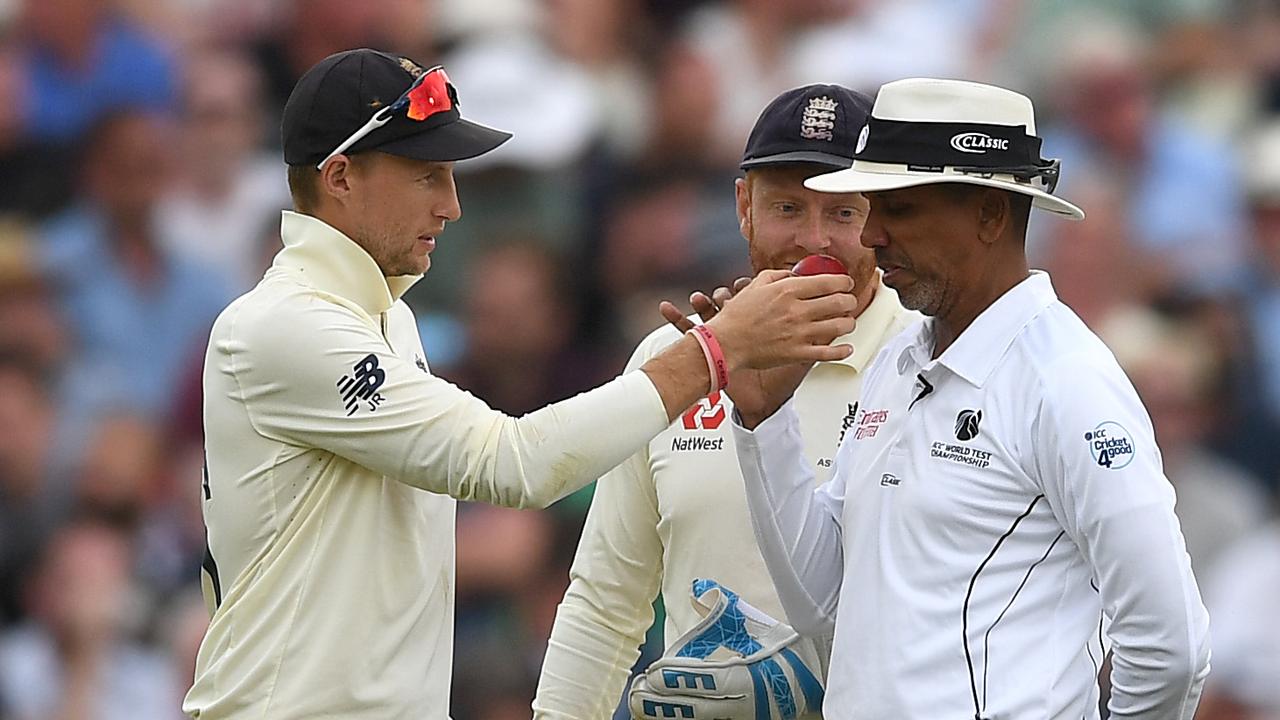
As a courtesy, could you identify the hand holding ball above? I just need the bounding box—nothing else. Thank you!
[792,254,848,276]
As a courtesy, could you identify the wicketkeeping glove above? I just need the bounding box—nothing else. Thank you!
[628,579,824,720]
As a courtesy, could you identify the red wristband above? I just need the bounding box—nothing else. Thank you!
[689,324,729,393]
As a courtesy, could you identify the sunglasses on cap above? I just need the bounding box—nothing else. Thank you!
[316,65,453,170]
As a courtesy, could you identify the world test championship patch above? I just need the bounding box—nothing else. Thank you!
[1085,421,1135,469]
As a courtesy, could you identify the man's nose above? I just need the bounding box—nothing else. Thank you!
[860,211,887,249]
[796,212,830,253]
[438,184,462,222]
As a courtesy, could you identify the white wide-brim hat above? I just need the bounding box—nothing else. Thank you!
[806,78,1084,220]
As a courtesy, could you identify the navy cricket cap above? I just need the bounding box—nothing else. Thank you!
[740,84,874,171]
[281,48,512,167]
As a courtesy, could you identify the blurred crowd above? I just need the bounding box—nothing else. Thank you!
[0,0,1278,718]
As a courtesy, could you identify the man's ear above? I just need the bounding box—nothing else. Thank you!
[735,176,752,241]
[320,155,356,204]
[976,188,1012,245]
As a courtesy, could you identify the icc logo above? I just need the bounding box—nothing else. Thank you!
[954,409,982,441]
[681,391,726,430]
[1085,421,1135,469]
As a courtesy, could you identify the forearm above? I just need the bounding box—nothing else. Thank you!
[1100,505,1211,719]
[640,333,714,422]
[448,371,668,508]
[732,401,844,636]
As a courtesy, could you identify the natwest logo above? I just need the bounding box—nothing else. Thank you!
[681,391,727,430]
[950,132,1009,154]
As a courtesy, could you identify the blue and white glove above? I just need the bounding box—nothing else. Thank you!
[628,579,824,720]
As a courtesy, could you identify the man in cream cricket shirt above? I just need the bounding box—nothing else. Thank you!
[183,50,862,719]
[731,79,1211,719]
[535,85,918,719]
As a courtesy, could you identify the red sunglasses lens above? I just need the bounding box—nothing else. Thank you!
[406,69,453,122]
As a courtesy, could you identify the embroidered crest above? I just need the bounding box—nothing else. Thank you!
[800,96,838,141]
[855,124,869,154]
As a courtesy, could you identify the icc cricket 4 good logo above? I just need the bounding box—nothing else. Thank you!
[1085,421,1135,469]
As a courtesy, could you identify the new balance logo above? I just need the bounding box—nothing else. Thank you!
[337,354,387,416]
[662,669,717,690]
[641,700,695,719]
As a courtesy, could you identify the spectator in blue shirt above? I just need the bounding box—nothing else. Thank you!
[14,0,176,143]
[37,110,230,422]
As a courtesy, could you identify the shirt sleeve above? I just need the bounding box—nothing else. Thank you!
[1032,354,1211,719]
[534,441,664,718]
[533,340,668,719]
[222,298,669,509]
[732,399,846,636]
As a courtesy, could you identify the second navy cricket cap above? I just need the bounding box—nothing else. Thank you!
[282,48,512,167]
[740,84,874,171]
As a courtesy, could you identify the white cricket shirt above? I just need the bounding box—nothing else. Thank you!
[184,211,668,719]
[534,282,918,719]
[734,272,1211,720]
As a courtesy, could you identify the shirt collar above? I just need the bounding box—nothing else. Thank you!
[827,273,907,372]
[272,211,422,316]
[899,271,1058,387]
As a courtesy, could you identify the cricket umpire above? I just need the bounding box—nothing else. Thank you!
[535,84,919,720]
[183,49,860,719]
[729,78,1211,719]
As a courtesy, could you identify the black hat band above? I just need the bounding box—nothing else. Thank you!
[856,117,1060,192]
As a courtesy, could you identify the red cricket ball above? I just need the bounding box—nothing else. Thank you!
[792,254,848,276]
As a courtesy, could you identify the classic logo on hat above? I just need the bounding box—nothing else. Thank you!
[949,132,1009,154]
[803,78,1084,220]
[800,96,838,142]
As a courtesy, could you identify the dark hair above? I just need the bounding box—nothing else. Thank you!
[1009,192,1032,232]
[287,154,377,212]
[941,183,1032,233]
[287,164,321,213]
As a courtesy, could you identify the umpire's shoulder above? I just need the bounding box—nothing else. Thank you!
[1016,302,1143,418]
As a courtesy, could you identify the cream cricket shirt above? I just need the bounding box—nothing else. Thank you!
[534,281,918,719]
[734,272,1211,719]
[184,211,668,719]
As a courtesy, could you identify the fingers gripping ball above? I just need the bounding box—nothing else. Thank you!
[791,254,847,277]
[628,579,824,720]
